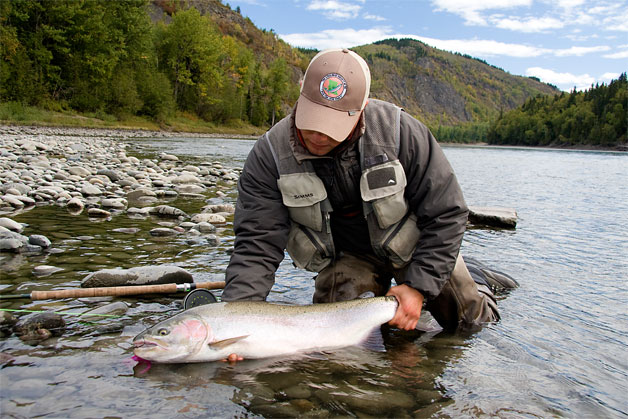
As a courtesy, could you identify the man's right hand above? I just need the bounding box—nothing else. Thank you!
[223,353,244,363]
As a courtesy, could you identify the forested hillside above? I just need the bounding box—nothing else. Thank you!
[1,0,563,141]
[488,74,627,148]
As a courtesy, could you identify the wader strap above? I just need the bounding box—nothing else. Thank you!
[264,132,281,172]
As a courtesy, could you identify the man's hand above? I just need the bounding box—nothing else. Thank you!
[386,284,424,330]
[222,353,244,363]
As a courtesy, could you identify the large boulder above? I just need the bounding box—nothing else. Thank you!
[468,206,517,228]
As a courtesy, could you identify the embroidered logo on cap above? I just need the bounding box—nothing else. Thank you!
[320,73,347,101]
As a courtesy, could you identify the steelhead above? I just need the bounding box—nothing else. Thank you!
[133,296,398,363]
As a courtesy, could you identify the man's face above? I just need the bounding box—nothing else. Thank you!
[300,130,343,156]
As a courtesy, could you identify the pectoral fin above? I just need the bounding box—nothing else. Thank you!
[209,335,249,349]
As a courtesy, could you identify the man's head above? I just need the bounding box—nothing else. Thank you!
[295,48,371,148]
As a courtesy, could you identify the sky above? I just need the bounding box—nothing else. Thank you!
[230,0,627,91]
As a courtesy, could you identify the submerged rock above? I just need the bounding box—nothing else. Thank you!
[13,311,66,343]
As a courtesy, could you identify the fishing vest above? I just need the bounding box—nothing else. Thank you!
[265,99,421,272]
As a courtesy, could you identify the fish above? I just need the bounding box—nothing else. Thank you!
[132,296,399,363]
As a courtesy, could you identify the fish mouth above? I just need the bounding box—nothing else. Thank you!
[133,339,161,349]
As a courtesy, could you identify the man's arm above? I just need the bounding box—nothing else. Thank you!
[222,136,291,301]
[398,112,469,301]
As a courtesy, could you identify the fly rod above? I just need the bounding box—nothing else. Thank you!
[0,281,225,301]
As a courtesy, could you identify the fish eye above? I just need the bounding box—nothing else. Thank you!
[157,328,170,336]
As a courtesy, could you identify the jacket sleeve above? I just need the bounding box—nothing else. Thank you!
[222,136,291,301]
[398,112,469,300]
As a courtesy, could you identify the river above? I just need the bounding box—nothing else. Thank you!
[1,136,626,418]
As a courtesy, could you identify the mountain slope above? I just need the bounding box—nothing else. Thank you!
[151,1,559,128]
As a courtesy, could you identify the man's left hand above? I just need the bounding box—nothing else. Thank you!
[386,284,424,330]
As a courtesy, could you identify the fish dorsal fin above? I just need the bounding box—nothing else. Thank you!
[360,326,386,352]
[209,335,249,349]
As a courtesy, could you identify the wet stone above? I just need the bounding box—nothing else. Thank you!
[150,227,178,237]
[29,234,51,248]
[32,265,64,276]
[81,265,193,287]
[13,311,66,340]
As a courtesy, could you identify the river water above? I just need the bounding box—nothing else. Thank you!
[1,137,626,418]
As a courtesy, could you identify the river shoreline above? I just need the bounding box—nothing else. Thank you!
[3,123,624,152]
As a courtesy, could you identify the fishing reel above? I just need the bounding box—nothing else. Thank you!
[183,289,218,309]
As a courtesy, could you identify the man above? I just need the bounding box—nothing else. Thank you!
[223,48,514,341]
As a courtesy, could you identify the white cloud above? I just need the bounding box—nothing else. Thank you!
[306,0,362,20]
[604,49,628,59]
[414,36,551,57]
[280,27,393,49]
[525,67,595,90]
[431,0,532,25]
[492,16,565,32]
[363,13,386,21]
[554,45,611,56]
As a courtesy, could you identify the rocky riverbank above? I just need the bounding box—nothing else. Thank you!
[0,124,246,341]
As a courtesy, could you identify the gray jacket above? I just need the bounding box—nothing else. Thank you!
[223,101,468,302]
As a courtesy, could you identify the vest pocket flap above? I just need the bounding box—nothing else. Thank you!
[360,160,407,202]
[278,173,327,207]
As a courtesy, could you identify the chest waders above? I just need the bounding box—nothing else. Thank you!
[265,100,421,272]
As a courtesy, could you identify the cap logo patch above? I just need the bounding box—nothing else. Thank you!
[320,73,347,101]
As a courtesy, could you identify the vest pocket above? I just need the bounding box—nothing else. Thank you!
[288,204,322,232]
[286,223,333,272]
[382,213,421,268]
[372,190,408,229]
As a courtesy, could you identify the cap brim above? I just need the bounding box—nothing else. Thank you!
[295,96,360,143]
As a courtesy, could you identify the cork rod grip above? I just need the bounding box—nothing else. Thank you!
[29,281,225,301]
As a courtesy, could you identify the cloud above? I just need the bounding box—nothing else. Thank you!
[525,67,595,90]
[280,27,394,49]
[280,28,613,61]
[603,49,628,59]
[306,0,362,20]
[363,13,386,21]
[554,45,611,56]
[431,0,532,25]
[492,16,565,32]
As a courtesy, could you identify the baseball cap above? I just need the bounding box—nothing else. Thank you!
[295,48,371,142]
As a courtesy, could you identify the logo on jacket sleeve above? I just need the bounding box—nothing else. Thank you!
[320,73,347,101]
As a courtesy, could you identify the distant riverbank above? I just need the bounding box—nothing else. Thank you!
[0,102,265,138]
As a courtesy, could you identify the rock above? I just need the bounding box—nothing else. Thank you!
[468,206,517,228]
[195,222,216,233]
[127,188,156,201]
[96,169,120,182]
[32,265,63,276]
[0,217,24,233]
[28,234,51,248]
[174,184,206,195]
[101,198,127,209]
[191,213,226,224]
[68,166,91,177]
[149,227,179,236]
[203,203,235,214]
[67,197,85,211]
[0,311,17,338]
[13,312,66,342]
[81,265,193,288]
[150,205,188,218]
[172,173,201,184]
[83,301,129,317]
[159,152,179,161]
[87,208,111,218]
